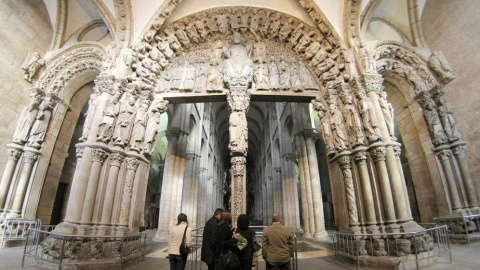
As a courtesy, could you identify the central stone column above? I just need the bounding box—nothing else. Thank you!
[223,32,253,224]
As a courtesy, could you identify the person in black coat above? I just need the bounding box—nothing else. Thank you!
[215,211,238,257]
[201,208,223,270]
[235,214,255,270]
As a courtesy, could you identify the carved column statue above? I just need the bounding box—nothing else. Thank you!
[338,156,359,227]
[118,157,141,232]
[231,156,247,223]
[312,97,335,157]
[12,88,43,145]
[432,86,461,143]
[27,94,57,149]
[326,95,348,152]
[419,93,447,146]
[339,85,365,148]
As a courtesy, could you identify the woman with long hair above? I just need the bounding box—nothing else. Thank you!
[215,211,237,257]
[235,214,255,270]
[168,213,192,270]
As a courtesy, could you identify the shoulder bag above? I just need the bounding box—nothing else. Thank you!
[180,225,191,258]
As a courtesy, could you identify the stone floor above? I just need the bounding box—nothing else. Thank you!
[1,233,480,270]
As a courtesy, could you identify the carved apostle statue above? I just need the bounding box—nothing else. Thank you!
[97,93,121,143]
[21,52,45,82]
[229,101,248,156]
[144,99,169,154]
[327,96,348,152]
[27,94,56,149]
[253,63,270,90]
[435,94,460,142]
[355,91,382,143]
[268,57,280,90]
[113,93,137,146]
[312,97,335,156]
[378,91,396,140]
[79,92,99,142]
[129,100,150,152]
[422,95,448,146]
[341,91,365,148]
[13,88,43,145]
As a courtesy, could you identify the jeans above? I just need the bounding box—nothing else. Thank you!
[169,254,187,270]
[266,261,291,270]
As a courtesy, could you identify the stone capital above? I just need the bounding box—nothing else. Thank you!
[393,146,402,157]
[166,128,183,139]
[452,145,467,157]
[353,152,367,166]
[110,152,125,167]
[436,149,451,161]
[7,149,23,161]
[23,152,39,164]
[361,73,384,94]
[75,148,84,159]
[302,129,319,139]
[338,156,351,170]
[371,147,386,162]
[126,157,140,171]
[92,148,109,164]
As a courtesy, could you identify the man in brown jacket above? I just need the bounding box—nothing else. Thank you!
[262,213,294,270]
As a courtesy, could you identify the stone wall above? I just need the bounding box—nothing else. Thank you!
[422,0,480,192]
[0,0,52,173]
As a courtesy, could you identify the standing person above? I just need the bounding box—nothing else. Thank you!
[202,208,223,270]
[235,214,255,270]
[262,213,294,270]
[168,213,192,270]
[215,211,237,257]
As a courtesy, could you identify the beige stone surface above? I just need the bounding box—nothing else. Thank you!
[422,0,480,192]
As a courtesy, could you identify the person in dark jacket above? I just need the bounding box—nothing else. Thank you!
[235,214,255,270]
[215,211,237,257]
[201,208,223,270]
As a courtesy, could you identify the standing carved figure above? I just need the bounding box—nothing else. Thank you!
[97,93,121,143]
[13,88,43,145]
[194,65,208,92]
[229,101,248,156]
[312,98,335,156]
[299,64,319,91]
[378,91,396,140]
[435,95,460,142]
[327,96,348,151]
[253,63,270,90]
[278,58,291,90]
[129,100,150,152]
[253,41,267,64]
[355,91,382,143]
[290,62,303,92]
[268,57,280,90]
[144,99,169,154]
[79,93,98,142]
[113,94,137,146]
[27,95,56,149]
[21,52,45,82]
[341,91,365,147]
[421,96,448,146]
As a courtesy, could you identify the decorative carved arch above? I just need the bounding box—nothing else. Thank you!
[35,42,106,100]
[374,41,438,95]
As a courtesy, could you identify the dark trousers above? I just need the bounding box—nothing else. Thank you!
[169,254,187,270]
[207,263,215,270]
[266,261,291,270]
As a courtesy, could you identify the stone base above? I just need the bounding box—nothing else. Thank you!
[449,232,480,244]
[37,251,145,270]
[336,251,436,270]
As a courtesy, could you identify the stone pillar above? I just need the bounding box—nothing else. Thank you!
[157,128,181,237]
[300,135,316,236]
[371,146,397,223]
[63,146,92,226]
[7,150,39,217]
[452,144,480,209]
[100,152,125,227]
[437,150,464,213]
[294,135,311,237]
[353,151,377,225]
[338,155,359,227]
[118,157,140,229]
[385,145,410,222]
[0,146,23,212]
[274,167,283,216]
[393,146,412,218]
[304,132,327,238]
[231,156,246,224]
[81,148,108,225]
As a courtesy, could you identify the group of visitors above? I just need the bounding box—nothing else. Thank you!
[167,209,294,270]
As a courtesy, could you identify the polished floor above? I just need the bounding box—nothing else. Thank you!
[2,231,480,269]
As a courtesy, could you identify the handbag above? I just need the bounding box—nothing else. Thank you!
[215,251,240,270]
[180,225,191,258]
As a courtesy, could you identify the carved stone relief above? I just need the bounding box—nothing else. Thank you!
[97,93,121,143]
[12,88,43,145]
[326,95,348,152]
[339,84,364,148]
[27,94,57,149]
[21,52,45,83]
[419,93,448,146]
